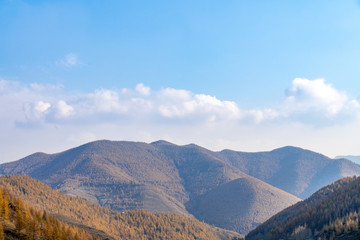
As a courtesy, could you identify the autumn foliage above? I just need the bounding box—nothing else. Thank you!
[0,187,98,239]
[0,175,242,240]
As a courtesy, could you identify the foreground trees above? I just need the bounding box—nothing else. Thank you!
[0,186,98,240]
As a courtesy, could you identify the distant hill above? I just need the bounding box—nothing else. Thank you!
[246,176,360,240]
[1,140,356,234]
[0,175,243,240]
[216,146,360,199]
[187,177,300,234]
[336,155,360,165]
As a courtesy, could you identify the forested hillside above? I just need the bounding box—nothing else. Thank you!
[0,186,99,240]
[246,176,360,240]
[0,175,242,240]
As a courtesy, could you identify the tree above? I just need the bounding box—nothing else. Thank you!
[0,224,4,240]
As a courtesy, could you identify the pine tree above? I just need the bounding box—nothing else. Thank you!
[15,198,26,234]
[0,189,8,220]
[0,223,4,240]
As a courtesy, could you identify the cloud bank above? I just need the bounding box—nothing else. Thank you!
[0,78,359,162]
[2,77,357,126]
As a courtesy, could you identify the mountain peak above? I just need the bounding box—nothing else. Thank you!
[270,145,306,152]
[150,140,176,146]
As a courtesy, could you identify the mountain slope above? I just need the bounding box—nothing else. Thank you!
[151,141,249,198]
[216,146,360,198]
[188,177,300,234]
[0,175,243,240]
[0,140,189,215]
[0,181,101,240]
[246,176,360,240]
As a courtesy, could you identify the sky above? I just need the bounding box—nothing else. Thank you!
[1,0,360,162]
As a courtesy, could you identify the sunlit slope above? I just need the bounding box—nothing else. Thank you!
[0,175,243,240]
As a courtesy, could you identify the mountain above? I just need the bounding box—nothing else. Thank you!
[246,176,360,240]
[336,155,360,165]
[0,175,243,240]
[0,141,189,215]
[216,146,360,199]
[187,177,300,234]
[1,140,355,234]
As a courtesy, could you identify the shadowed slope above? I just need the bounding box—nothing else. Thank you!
[152,141,247,198]
[188,177,300,234]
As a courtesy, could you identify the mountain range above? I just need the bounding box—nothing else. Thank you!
[0,140,359,234]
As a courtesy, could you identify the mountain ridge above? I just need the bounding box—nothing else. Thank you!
[1,140,358,234]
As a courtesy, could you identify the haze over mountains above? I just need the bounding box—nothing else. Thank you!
[0,140,359,235]
[336,155,360,165]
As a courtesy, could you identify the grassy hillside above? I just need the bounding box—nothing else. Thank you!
[246,176,360,240]
[0,175,243,240]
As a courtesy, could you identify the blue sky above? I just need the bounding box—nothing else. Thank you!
[1,0,360,161]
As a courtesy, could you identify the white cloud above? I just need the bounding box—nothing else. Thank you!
[159,88,192,100]
[284,78,350,115]
[135,83,151,96]
[274,78,360,125]
[156,89,241,121]
[245,109,279,124]
[2,78,359,128]
[56,100,74,118]
[34,101,51,113]
[89,89,125,113]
